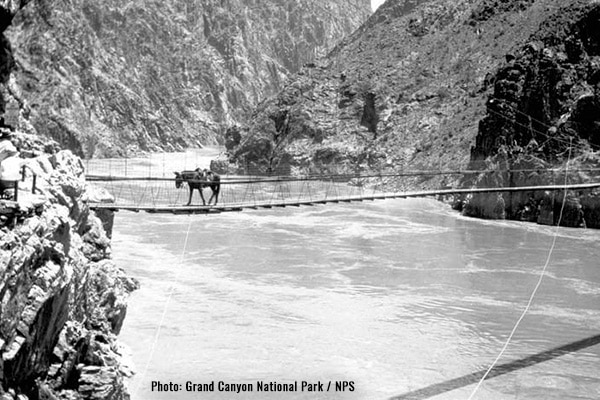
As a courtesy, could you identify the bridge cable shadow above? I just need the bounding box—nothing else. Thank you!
[389,333,600,400]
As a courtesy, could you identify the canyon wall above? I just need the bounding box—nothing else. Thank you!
[464,1,600,227]
[225,0,576,176]
[2,3,136,398]
[2,0,370,158]
[1,145,138,399]
[224,0,600,227]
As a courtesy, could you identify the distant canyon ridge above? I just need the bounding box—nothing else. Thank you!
[1,0,370,157]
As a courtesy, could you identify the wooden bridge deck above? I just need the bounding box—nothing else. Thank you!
[88,182,600,214]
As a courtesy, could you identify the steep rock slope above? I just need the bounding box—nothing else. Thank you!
[225,0,590,178]
[3,0,370,157]
[1,5,138,398]
[472,2,600,162]
[463,1,600,226]
[1,148,138,399]
[225,0,600,227]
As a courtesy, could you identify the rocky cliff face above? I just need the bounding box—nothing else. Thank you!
[471,2,600,163]
[2,0,370,158]
[1,146,138,399]
[225,0,575,176]
[224,0,600,227]
[463,0,600,227]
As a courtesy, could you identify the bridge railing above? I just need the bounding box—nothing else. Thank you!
[86,173,402,209]
[85,164,600,211]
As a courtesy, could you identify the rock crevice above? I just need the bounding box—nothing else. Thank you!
[1,145,138,399]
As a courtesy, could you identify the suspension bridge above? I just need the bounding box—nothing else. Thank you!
[85,171,600,214]
[83,154,600,214]
[82,153,600,400]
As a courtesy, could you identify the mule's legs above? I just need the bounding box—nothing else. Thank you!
[186,187,193,206]
[207,185,219,205]
[213,186,220,205]
[198,187,206,206]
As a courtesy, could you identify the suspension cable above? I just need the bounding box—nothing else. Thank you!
[467,137,574,399]
[486,100,600,151]
[133,216,194,397]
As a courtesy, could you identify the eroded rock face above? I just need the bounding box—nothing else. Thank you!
[225,0,600,228]
[2,0,370,157]
[0,150,138,399]
[459,145,600,227]
[462,1,600,226]
[0,1,29,89]
[226,0,591,179]
[471,3,600,162]
[226,0,600,226]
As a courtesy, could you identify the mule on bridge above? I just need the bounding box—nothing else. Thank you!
[174,168,221,206]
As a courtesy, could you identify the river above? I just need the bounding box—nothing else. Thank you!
[95,151,600,400]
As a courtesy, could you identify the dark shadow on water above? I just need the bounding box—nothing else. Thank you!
[390,334,600,400]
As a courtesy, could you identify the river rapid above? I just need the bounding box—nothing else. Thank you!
[98,150,600,400]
